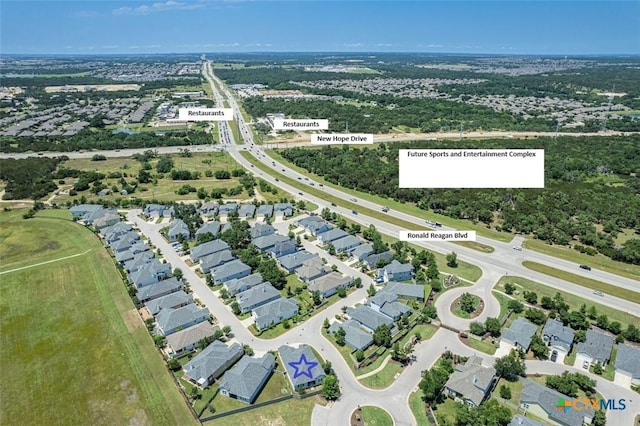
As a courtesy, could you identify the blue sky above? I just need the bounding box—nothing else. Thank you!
[1,1,638,55]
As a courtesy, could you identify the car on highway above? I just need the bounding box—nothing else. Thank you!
[513,246,522,251]
[579,264,592,271]
[309,183,314,186]
[298,192,303,196]
[275,178,279,182]
[319,183,323,187]
[282,169,286,172]
[593,290,604,297]
[381,206,389,212]
[350,198,357,202]
[352,210,358,215]
[331,203,337,207]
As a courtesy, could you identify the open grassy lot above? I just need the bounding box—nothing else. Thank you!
[360,406,394,426]
[494,275,640,329]
[521,261,640,304]
[409,390,432,425]
[465,337,497,355]
[0,209,196,426]
[358,361,404,389]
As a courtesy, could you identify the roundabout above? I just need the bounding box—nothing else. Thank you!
[450,292,484,319]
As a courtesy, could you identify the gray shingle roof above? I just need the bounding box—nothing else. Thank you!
[508,415,544,426]
[385,282,425,300]
[190,239,230,262]
[615,343,640,379]
[168,219,190,239]
[362,251,393,268]
[328,320,373,351]
[271,240,297,258]
[219,353,276,403]
[317,228,349,244]
[239,204,256,217]
[277,251,318,272]
[295,257,330,282]
[577,329,614,364]
[278,345,325,389]
[502,317,537,350]
[166,322,219,355]
[369,291,397,308]
[200,250,235,273]
[250,222,275,239]
[218,203,238,214]
[156,304,210,336]
[296,216,332,234]
[224,273,264,296]
[256,204,274,217]
[521,380,595,426]
[237,283,281,313]
[183,341,244,386]
[384,260,414,275]
[252,298,299,330]
[380,301,411,319]
[542,319,575,352]
[332,235,362,252]
[195,221,221,238]
[135,277,182,302]
[445,356,496,406]
[145,290,192,315]
[346,305,394,331]
[351,243,374,259]
[252,233,290,251]
[211,259,251,284]
[308,272,352,295]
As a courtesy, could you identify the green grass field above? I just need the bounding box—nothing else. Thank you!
[0,209,196,426]
[358,361,404,389]
[521,261,640,304]
[465,337,497,355]
[494,275,640,329]
[360,406,394,426]
[409,390,432,425]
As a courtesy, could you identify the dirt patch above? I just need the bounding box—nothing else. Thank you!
[123,309,143,333]
[128,409,150,426]
[351,407,364,426]
[41,241,61,251]
[257,416,286,426]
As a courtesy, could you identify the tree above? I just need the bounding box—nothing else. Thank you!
[446,251,458,268]
[574,330,587,343]
[337,287,347,298]
[312,290,322,306]
[459,292,477,314]
[470,322,485,336]
[524,308,547,325]
[507,299,524,313]
[353,277,362,288]
[593,363,603,375]
[322,374,340,400]
[608,321,622,335]
[156,156,174,173]
[282,319,291,329]
[494,350,526,381]
[454,399,511,426]
[499,385,512,400]
[167,358,182,372]
[222,325,232,336]
[419,358,453,404]
[322,360,333,375]
[546,372,579,397]
[422,304,438,321]
[173,268,183,280]
[323,318,330,329]
[243,344,254,356]
[213,329,224,341]
[391,342,409,363]
[540,296,555,309]
[592,410,606,426]
[504,283,516,295]
[484,317,501,337]
[530,334,550,359]
[367,284,377,297]
[373,324,392,348]
[524,291,538,305]
[219,288,230,300]
[153,335,166,347]
[596,314,609,329]
[355,349,365,362]
[231,301,241,315]
[189,386,200,400]
[335,327,346,346]
[426,262,440,281]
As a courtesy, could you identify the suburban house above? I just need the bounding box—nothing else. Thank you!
[219,353,276,404]
[167,219,190,241]
[520,380,595,426]
[308,272,353,298]
[252,298,299,331]
[115,242,150,263]
[92,212,120,230]
[195,221,221,239]
[165,322,219,358]
[346,305,394,333]
[252,233,290,252]
[236,283,281,314]
[70,204,103,219]
[443,356,496,407]
[102,223,134,242]
[508,415,544,426]
[367,291,411,320]
[295,257,330,283]
[123,251,155,273]
[361,251,393,269]
[576,329,615,368]
[278,345,326,391]
[182,341,244,388]
[135,277,182,303]
[350,243,374,260]
[199,201,218,217]
[296,216,332,236]
[84,207,119,226]
[384,281,426,301]
[273,203,293,217]
[143,204,168,218]
[210,259,251,285]
[107,229,140,245]
[129,260,171,288]
[144,290,193,316]
[156,304,210,336]
[277,251,318,274]
[614,343,640,388]
[224,273,264,296]
[332,235,363,253]
[381,260,414,282]
[270,240,297,259]
[200,250,235,274]
[256,204,274,218]
[218,203,238,216]
[250,222,275,239]
[317,228,348,245]
[328,320,374,351]
[501,317,537,352]
[239,204,256,218]
[542,319,575,364]
[190,239,231,263]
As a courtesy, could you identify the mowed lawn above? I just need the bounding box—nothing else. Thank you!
[0,210,197,426]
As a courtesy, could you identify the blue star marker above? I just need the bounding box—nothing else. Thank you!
[288,354,319,379]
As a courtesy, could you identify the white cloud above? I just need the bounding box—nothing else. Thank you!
[343,43,363,48]
[113,1,205,16]
[376,43,393,47]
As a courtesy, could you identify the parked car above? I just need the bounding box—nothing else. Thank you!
[513,246,522,251]
[579,264,592,271]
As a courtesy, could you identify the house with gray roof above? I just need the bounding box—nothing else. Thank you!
[308,272,352,298]
[332,235,363,253]
[273,203,293,217]
[195,221,221,239]
[542,319,575,363]
[183,341,244,387]
[508,415,544,426]
[385,282,426,301]
[115,242,151,263]
[210,260,251,285]
[502,317,537,352]
[200,202,218,216]
[224,273,264,296]
[296,216,332,235]
[368,290,411,320]
[295,257,330,283]
[145,290,192,316]
[256,204,274,218]
[275,251,316,274]
[112,237,134,253]
[218,203,238,216]
[252,298,299,331]
[220,222,232,233]
[144,203,166,217]
[190,239,230,263]
[614,343,640,388]
[328,320,373,351]
[444,356,496,407]
[156,304,210,336]
[167,219,190,241]
[93,212,120,230]
[362,251,393,269]
[102,223,134,242]
[70,204,103,219]
[136,277,182,303]
[85,207,119,225]
[107,229,140,245]
[250,222,275,239]
[350,243,374,260]
[317,228,349,245]
[270,240,297,259]
[123,251,155,273]
[346,305,394,333]
[252,233,290,252]
[129,260,171,288]
[278,345,325,391]
[382,260,414,282]
[165,322,219,358]
[236,283,281,314]
[200,250,235,274]
[576,329,614,368]
[239,204,256,218]
[520,380,595,426]
[219,353,276,404]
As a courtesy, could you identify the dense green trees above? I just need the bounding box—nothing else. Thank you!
[0,157,65,200]
[494,350,526,381]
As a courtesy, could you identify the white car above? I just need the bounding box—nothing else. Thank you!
[513,246,522,251]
